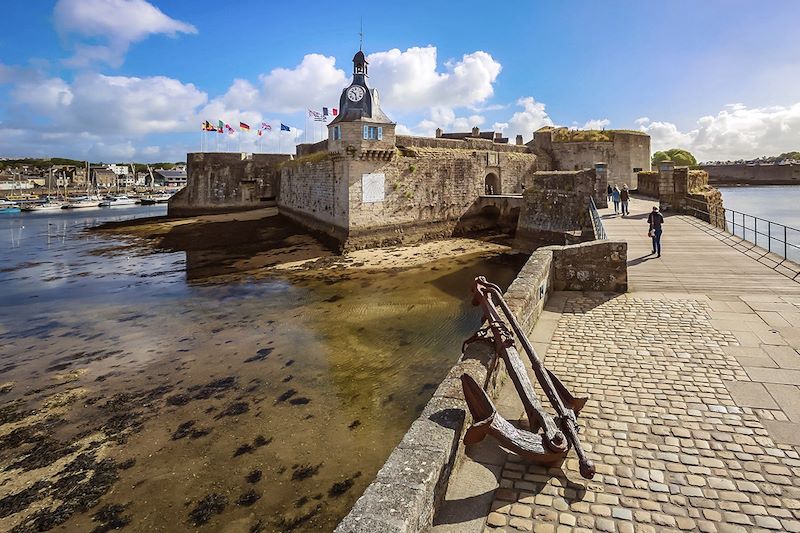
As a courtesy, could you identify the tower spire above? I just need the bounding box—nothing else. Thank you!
[359,17,363,51]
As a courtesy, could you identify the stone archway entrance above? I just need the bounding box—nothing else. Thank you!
[485,173,500,195]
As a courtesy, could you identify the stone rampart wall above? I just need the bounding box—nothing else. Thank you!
[336,240,627,532]
[343,149,540,249]
[702,163,800,185]
[396,135,532,154]
[169,152,289,216]
[296,139,329,157]
[278,154,346,230]
[636,171,660,198]
[543,132,650,189]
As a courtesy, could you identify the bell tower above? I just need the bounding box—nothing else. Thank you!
[328,49,395,153]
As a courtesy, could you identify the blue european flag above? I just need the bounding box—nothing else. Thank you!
[280,123,290,131]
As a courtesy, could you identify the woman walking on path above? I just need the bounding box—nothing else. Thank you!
[620,185,630,216]
[611,186,621,214]
[607,184,613,203]
[648,206,664,257]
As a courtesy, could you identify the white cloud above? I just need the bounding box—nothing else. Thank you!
[368,47,501,112]
[505,97,554,141]
[259,54,347,113]
[581,118,610,130]
[54,0,197,67]
[638,102,800,161]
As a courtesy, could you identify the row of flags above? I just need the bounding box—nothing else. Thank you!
[308,107,338,121]
[202,120,292,134]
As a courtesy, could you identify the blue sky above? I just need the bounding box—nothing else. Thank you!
[1,0,799,162]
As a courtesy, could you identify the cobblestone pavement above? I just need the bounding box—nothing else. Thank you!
[484,293,800,533]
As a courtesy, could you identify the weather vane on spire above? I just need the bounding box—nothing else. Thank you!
[359,17,364,51]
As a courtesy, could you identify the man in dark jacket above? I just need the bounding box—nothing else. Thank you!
[647,206,664,257]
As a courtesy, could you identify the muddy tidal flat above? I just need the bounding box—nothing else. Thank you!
[0,206,524,532]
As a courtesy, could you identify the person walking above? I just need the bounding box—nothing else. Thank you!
[611,186,621,214]
[648,206,664,257]
[607,184,613,203]
[620,185,630,216]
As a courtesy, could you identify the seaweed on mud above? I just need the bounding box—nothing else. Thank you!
[250,520,265,533]
[291,463,322,481]
[188,493,228,526]
[233,443,254,457]
[0,480,50,518]
[294,495,309,508]
[118,458,136,469]
[0,382,14,394]
[276,503,322,530]
[90,503,132,533]
[8,436,77,472]
[0,399,31,424]
[192,376,237,400]
[165,393,191,406]
[281,375,293,383]
[236,489,261,506]
[288,397,310,406]
[234,435,272,457]
[215,401,249,418]
[284,359,295,367]
[244,347,273,363]
[245,469,262,483]
[171,420,196,440]
[275,389,297,403]
[328,472,362,497]
[12,453,122,532]
[348,420,361,430]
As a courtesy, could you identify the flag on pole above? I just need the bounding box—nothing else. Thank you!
[239,122,251,132]
[332,108,338,116]
[261,122,271,131]
[322,107,329,116]
[225,124,234,134]
[257,129,263,137]
[202,120,216,131]
[218,120,224,133]
[280,123,290,131]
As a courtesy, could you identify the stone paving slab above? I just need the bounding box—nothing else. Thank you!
[482,293,800,533]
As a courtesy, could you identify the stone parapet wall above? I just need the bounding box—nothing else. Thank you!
[336,240,627,532]
[169,152,290,216]
[549,240,628,292]
[279,153,344,229]
[396,135,532,154]
[295,139,329,157]
[636,171,659,198]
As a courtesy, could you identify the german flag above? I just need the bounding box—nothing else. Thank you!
[239,121,251,132]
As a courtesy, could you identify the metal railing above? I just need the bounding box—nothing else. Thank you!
[588,197,607,240]
[683,197,800,263]
[723,209,800,263]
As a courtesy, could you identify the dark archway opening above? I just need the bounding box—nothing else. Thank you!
[484,173,500,195]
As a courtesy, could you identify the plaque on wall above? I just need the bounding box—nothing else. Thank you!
[362,173,385,203]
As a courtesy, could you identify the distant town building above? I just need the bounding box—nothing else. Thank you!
[154,168,187,188]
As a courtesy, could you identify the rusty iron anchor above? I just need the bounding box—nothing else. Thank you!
[461,276,596,479]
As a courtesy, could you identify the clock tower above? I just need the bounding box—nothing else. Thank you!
[328,49,394,153]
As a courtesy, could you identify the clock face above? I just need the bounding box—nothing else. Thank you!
[346,86,365,102]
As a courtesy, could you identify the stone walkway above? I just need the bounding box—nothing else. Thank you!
[435,196,800,532]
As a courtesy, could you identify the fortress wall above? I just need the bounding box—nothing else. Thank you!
[278,154,348,233]
[341,149,539,248]
[168,152,288,216]
[395,135,531,154]
[295,139,329,157]
[547,133,650,189]
[701,164,800,185]
[636,171,660,198]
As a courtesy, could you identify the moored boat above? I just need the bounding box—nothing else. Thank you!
[139,193,173,205]
[99,195,137,207]
[0,199,20,213]
[21,201,64,212]
[62,196,101,209]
